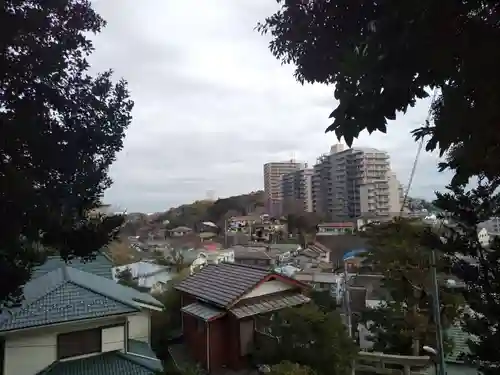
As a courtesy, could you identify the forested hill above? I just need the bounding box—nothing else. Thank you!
[154,190,266,230]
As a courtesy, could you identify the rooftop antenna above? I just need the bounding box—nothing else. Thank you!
[290,151,296,163]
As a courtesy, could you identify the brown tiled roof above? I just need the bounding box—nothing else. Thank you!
[175,263,271,308]
[230,293,310,319]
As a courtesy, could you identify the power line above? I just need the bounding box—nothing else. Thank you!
[400,89,439,215]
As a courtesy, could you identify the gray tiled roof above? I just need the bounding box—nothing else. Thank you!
[32,252,114,280]
[181,302,225,321]
[175,262,271,307]
[0,266,163,332]
[125,340,164,371]
[230,293,310,319]
[38,351,159,375]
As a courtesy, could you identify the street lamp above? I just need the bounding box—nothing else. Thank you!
[423,346,438,375]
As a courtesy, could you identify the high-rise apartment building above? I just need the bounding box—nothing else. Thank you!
[281,167,314,215]
[263,161,304,217]
[312,144,401,219]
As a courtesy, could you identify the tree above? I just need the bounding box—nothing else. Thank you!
[308,289,339,314]
[0,0,133,308]
[360,219,463,356]
[253,304,356,375]
[150,268,190,359]
[115,267,138,289]
[428,181,500,375]
[269,361,316,375]
[259,1,500,372]
[258,1,500,185]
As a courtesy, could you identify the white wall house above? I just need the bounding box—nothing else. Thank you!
[477,227,491,247]
[0,264,164,375]
[112,261,175,294]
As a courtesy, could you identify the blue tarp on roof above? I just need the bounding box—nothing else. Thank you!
[343,248,368,260]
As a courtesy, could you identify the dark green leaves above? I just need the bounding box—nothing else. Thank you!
[253,305,357,375]
[0,0,133,307]
[260,0,500,180]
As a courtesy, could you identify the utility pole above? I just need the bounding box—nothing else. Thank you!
[343,260,355,375]
[224,219,228,248]
[431,249,446,375]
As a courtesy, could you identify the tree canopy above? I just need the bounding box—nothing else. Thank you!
[269,361,317,375]
[0,0,133,307]
[430,182,500,375]
[360,219,463,356]
[259,1,500,184]
[253,304,356,375]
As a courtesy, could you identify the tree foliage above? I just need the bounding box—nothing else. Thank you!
[154,191,265,231]
[308,289,339,314]
[259,0,500,185]
[360,219,463,356]
[286,213,323,235]
[269,361,317,375]
[253,304,356,375]
[429,181,500,375]
[150,268,190,359]
[0,0,133,308]
[0,0,133,306]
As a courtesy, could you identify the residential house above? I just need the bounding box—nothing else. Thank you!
[477,227,490,247]
[301,242,332,263]
[293,270,344,304]
[231,245,292,268]
[0,256,164,375]
[315,235,368,269]
[232,246,274,268]
[317,222,355,236]
[228,215,260,233]
[112,261,175,295]
[169,226,193,237]
[173,262,311,373]
[32,252,115,280]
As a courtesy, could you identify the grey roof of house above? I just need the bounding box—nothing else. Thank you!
[175,262,271,308]
[37,350,161,375]
[32,252,114,280]
[170,226,192,232]
[230,293,310,319]
[181,302,225,321]
[0,266,163,332]
[126,340,164,371]
[268,244,301,252]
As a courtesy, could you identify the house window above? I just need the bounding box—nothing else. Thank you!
[57,328,102,359]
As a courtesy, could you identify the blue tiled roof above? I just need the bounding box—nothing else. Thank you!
[38,351,160,375]
[0,266,163,332]
[32,252,114,280]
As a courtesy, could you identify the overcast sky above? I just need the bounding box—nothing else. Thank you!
[91,0,452,213]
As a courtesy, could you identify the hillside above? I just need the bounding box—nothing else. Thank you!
[154,190,266,230]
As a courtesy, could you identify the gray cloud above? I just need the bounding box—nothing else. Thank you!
[90,0,450,212]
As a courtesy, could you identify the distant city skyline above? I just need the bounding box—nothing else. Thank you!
[97,0,451,212]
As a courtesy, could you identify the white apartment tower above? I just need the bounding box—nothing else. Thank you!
[312,144,402,219]
[263,161,304,217]
[281,167,314,215]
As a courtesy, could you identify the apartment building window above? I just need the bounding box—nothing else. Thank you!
[57,328,102,359]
